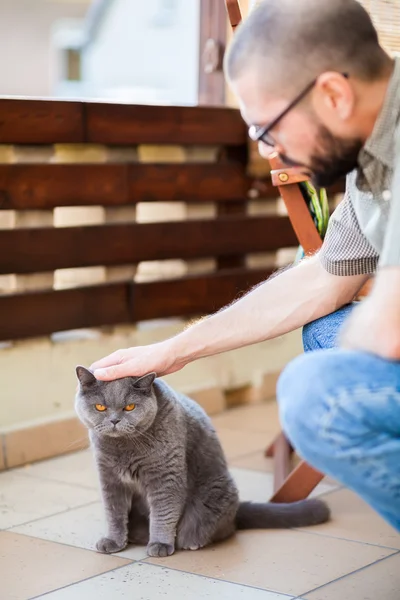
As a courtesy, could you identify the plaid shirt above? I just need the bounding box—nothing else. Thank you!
[319,57,400,276]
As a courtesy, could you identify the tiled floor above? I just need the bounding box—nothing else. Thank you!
[1,401,399,600]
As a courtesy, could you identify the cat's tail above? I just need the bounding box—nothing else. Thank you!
[235,498,330,529]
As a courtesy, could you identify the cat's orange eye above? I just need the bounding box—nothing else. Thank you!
[124,404,136,412]
[95,404,107,412]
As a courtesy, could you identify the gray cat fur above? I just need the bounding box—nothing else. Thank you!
[75,366,330,558]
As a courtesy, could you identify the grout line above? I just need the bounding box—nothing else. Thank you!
[5,500,100,531]
[291,527,400,552]
[310,484,344,498]
[27,561,135,600]
[10,469,99,492]
[5,526,139,561]
[293,550,400,599]
[138,559,296,598]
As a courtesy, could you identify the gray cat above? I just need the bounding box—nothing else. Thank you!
[75,366,330,558]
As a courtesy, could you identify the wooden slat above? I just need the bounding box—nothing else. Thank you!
[0,283,130,341]
[0,216,296,275]
[131,267,273,321]
[0,268,274,340]
[127,163,249,202]
[216,201,247,269]
[0,99,84,144]
[0,163,257,210]
[0,99,247,146]
[0,164,128,210]
[86,103,247,145]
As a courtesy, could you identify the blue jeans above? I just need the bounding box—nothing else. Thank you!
[277,304,400,531]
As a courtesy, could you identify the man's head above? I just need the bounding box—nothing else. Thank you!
[224,0,393,187]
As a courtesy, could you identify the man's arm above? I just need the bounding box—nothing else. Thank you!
[91,255,368,380]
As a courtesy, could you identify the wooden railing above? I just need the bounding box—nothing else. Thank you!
[0,98,310,342]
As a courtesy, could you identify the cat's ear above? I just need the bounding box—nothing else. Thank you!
[134,372,156,390]
[76,365,97,388]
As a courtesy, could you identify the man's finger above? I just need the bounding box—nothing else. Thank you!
[94,362,139,381]
[90,350,125,371]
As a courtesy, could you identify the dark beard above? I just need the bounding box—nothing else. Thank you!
[309,126,363,187]
[279,126,363,188]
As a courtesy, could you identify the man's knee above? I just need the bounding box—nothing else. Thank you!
[302,314,336,352]
[277,348,373,460]
[277,351,342,455]
[302,319,323,352]
[277,354,319,448]
[302,304,355,353]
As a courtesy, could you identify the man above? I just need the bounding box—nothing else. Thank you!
[91,0,400,531]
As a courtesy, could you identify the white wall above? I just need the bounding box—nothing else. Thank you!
[82,0,200,105]
[0,325,303,431]
[0,0,90,97]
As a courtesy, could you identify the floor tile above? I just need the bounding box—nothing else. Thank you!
[11,468,332,563]
[39,562,292,600]
[12,501,148,560]
[0,472,98,529]
[145,529,393,597]
[298,489,400,549]
[215,428,273,461]
[302,552,400,600]
[0,531,131,600]
[15,449,99,490]
[230,467,274,502]
[230,449,304,474]
[231,450,275,473]
[212,402,281,434]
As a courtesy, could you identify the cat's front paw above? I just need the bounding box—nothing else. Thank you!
[96,537,126,554]
[147,542,175,557]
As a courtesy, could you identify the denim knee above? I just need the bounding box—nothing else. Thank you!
[302,320,321,352]
[277,354,318,450]
[276,352,341,459]
[302,304,355,353]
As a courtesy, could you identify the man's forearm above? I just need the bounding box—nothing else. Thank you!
[171,256,369,364]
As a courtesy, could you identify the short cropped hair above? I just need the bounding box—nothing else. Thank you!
[225,0,390,94]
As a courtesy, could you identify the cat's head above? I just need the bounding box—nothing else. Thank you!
[75,366,158,438]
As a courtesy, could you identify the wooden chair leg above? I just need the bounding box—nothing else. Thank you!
[265,432,294,457]
[272,432,294,491]
[270,460,324,503]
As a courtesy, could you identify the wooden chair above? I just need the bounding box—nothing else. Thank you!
[224,0,371,503]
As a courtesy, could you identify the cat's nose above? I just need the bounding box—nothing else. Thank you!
[110,418,121,426]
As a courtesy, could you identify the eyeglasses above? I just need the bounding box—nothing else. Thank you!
[248,73,349,147]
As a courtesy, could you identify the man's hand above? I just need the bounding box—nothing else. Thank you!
[90,340,184,381]
[339,267,400,360]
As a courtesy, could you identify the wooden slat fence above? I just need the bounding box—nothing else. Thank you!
[0,98,344,341]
